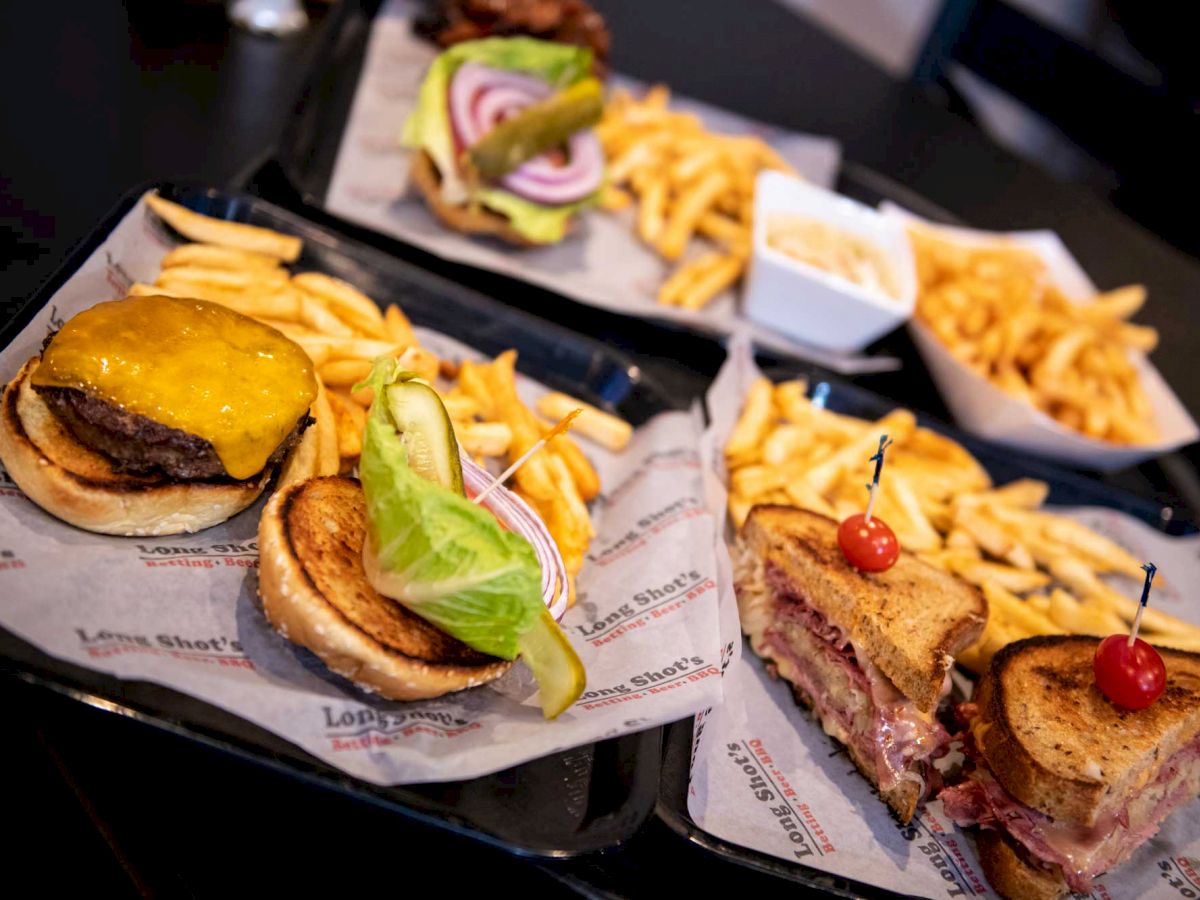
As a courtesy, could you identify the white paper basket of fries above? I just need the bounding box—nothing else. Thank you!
[881,203,1198,470]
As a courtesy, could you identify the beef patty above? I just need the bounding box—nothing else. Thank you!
[35,385,313,480]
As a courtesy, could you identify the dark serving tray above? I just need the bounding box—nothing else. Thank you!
[0,182,678,858]
[654,371,1196,896]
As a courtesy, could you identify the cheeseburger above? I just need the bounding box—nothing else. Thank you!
[0,295,317,536]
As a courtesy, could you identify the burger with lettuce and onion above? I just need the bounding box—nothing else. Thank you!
[402,37,606,246]
[257,358,585,718]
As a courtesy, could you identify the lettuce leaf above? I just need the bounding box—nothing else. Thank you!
[401,37,599,244]
[357,359,543,659]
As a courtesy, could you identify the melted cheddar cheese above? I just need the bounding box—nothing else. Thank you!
[33,295,316,479]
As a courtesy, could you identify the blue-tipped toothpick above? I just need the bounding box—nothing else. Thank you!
[863,434,894,523]
[1128,562,1157,647]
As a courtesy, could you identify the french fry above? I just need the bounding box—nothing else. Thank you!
[161,243,283,272]
[292,272,387,339]
[155,265,288,290]
[397,345,440,383]
[312,384,341,477]
[536,391,632,452]
[726,378,774,465]
[326,390,363,459]
[543,424,601,502]
[318,359,373,387]
[384,304,417,347]
[298,293,355,337]
[677,253,743,310]
[456,422,512,457]
[144,192,302,261]
[658,169,730,260]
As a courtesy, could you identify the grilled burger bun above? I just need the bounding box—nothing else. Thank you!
[410,150,539,247]
[0,296,318,536]
[257,475,513,700]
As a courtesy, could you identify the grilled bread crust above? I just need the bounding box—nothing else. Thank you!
[257,476,512,701]
[740,506,986,712]
[976,635,1200,827]
[0,358,273,535]
[976,830,1069,900]
[734,524,930,823]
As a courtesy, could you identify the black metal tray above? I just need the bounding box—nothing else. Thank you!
[0,182,677,858]
[654,371,1196,895]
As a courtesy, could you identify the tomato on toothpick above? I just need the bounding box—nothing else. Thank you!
[1094,563,1166,710]
[837,435,899,573]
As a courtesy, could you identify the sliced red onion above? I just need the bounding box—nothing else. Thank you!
[499,131,604,205]
[449,62,551,148]
[461,455,569,623]
[448,61,604,207]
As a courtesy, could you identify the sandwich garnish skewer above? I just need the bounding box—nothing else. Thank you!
[1093,562,1167,710]
[836,434,900,573]
[472,408,582,506]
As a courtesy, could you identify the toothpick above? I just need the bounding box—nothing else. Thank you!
[472,409,582,506]
[863,434,893,524]
[1128,562,1157,647]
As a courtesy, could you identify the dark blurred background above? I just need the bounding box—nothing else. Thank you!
[787,0,1200,258]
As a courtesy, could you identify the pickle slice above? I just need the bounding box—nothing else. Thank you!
[467,78,604,182]
[517,605,587,719]
[385,380,464,495]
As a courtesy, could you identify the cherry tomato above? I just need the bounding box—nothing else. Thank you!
[837,513,900,572]
[1093,634,1166,710]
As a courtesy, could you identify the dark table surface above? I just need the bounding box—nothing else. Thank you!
[2,0,1198,895]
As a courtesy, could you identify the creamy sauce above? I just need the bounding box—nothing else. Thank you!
[33,295,316,479]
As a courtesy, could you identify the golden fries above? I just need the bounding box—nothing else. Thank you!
[144,193,301,262]
[908,223,1159,445]
[142,194,616,603]
[724,377,1200,673]
[536,392,632,452]
[599,85,796,310]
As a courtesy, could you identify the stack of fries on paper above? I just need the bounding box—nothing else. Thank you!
[908,224,1160,445]
[597,85,797,310]
[141,192,620,601]
[725,377,1200,672]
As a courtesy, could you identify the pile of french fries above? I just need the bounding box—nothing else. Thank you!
[141,192,618,601]
[597,85,797,310]
[725,377,1200,673]
[908,223,1160,445]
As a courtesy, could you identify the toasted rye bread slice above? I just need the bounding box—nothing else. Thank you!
[975,634,1200,827]
[739,505,987,712]
[975,830,1070,900]
[257,476,512,701]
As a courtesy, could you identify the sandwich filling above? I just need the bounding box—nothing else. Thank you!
[942,707,1200,893]
[740,549,951,795]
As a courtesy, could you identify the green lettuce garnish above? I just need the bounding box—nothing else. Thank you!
[402,37,600,244]
[357,359,544,659]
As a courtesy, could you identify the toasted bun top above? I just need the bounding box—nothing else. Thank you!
[739,505,987,711]
[0,357,271,535]
[257,476,512,702]
[34,295,316,480]
[976,634,1200,826]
